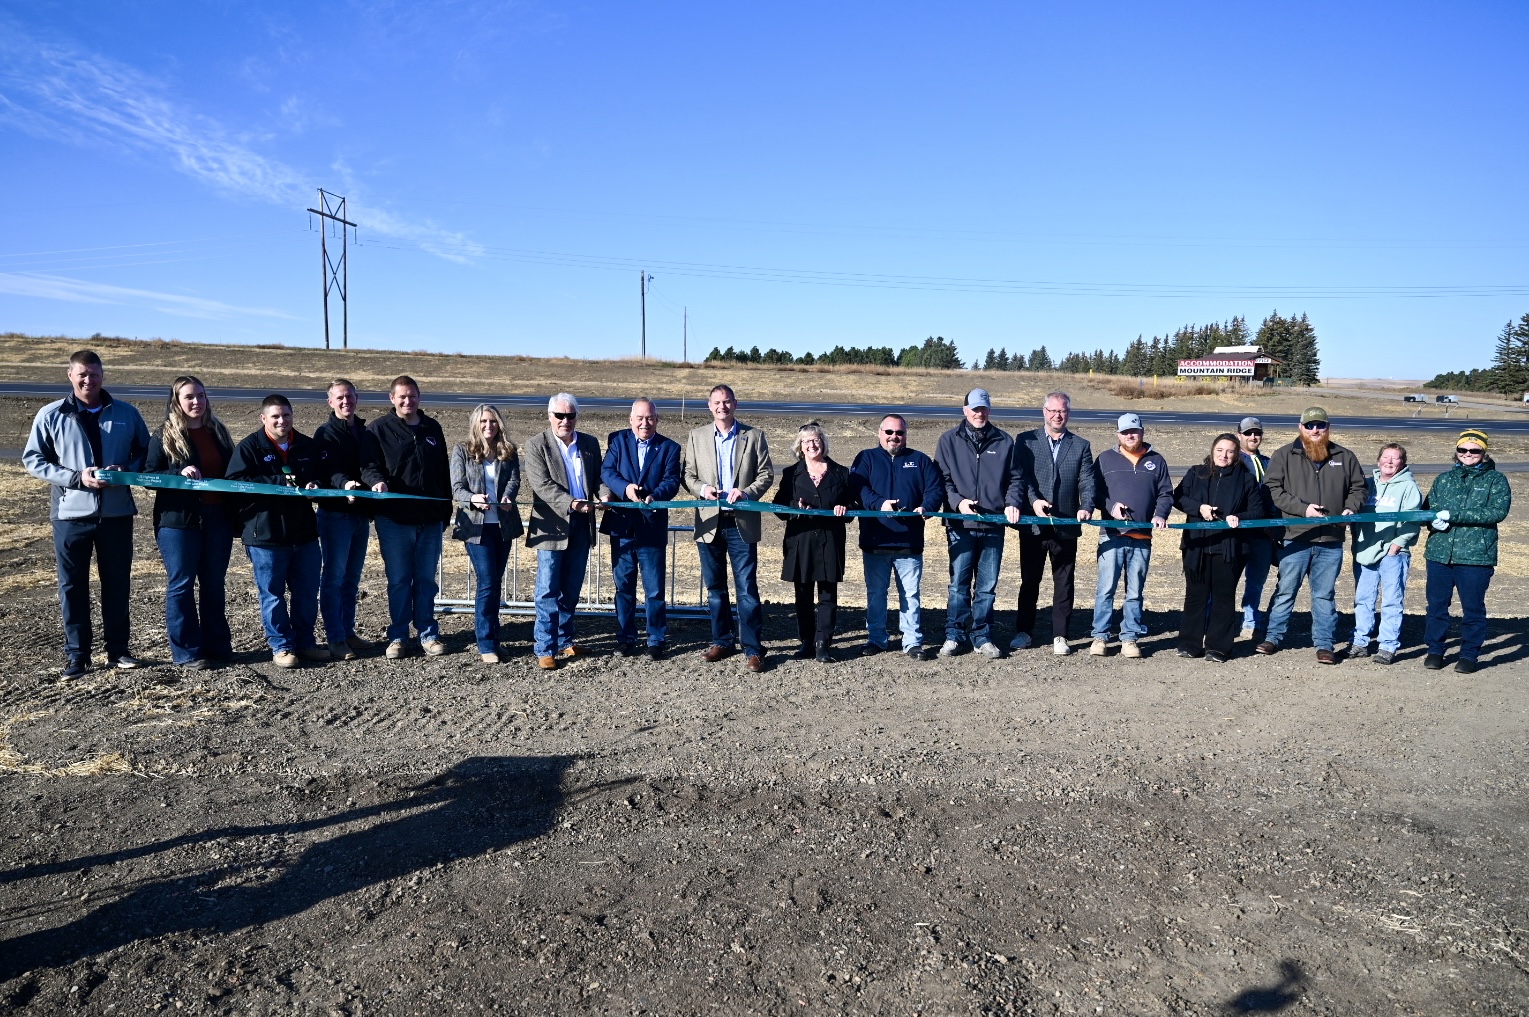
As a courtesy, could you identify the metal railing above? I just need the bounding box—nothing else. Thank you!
[434,525,712,618]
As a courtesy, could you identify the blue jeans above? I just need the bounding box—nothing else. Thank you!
[696,525,764,657]
[1351,551,1410,653]
[612,538,667,647]
[52,516,135,662]
[464,524,512,653]
[1425,560,1493,661]
[156,512,235,663]
[1241,538,1276,631]
[246,540,321,653]
[1092,536,1153,642]
[374,516,444,642]
[1264,542,1344,650]
[863,550,924,649]
[534,524,592,657]
[317,509,371,645]
[945,529,1004,646]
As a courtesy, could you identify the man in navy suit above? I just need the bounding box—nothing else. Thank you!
[600,398,683,659]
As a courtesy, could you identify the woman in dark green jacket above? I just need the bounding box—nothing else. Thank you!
[1423,428,1512,673]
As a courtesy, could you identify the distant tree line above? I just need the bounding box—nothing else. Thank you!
[1427,313,1529,394]
[706,336,964,370]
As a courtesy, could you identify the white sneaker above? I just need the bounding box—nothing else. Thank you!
[938,639,963,657]
[975,641,1002,659]
[1121,641,1142,658]
[1009,632,1033,650]
[1052,637,1071,656]
[1089,639,1108,656]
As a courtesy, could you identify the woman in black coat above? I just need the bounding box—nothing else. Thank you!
[773,422,858,662]
[1173,432,1263,662]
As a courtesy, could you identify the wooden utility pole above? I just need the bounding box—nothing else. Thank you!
[683,306,688,363]
[306,189,356,350]
[640,270,650,358]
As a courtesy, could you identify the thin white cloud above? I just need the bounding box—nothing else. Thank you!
[0,273,301,321]
[0,17,475,256]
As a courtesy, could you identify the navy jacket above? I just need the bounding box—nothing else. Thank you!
[849,445,943,552]
[599,429,682,547]
[1238,449,1282,541]
[1095,444,1174,529]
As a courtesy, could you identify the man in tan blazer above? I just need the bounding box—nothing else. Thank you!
[523,393,607,670]
[683,384,774,672]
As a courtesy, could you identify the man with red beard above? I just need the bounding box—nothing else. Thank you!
[1256,407,1368,663]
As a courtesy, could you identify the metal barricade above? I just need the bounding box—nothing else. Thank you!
[434,525,712,618]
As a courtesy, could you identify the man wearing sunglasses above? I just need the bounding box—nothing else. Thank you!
[850,414,944,659]
[1258,406,1368,663]
[525,393,608,670]
[1236,416,1282,637]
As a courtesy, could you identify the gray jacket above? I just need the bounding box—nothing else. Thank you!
[23,391,150,521]
[522,429,606,550]
[934,422,1022,532]
[1013,428,1096,539]
[449,443,525,544]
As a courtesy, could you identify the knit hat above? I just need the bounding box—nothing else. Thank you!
[1458,428,1489,451]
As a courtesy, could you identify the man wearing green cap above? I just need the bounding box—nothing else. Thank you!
[1257,406,1368,663]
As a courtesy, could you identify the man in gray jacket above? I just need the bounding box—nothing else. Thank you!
[23,349,150,677]
[935,388,1023,658]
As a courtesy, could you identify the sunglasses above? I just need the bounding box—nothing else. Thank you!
[1456,446,1484,456]
[1242,429,1263,437]
[1301,421,1329,431]
[551,411,577,420]
[883,429,906,436]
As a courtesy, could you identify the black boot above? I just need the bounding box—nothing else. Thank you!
[815,641,833,664]
[792,643,814,659]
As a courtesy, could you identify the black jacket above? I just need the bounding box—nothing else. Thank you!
[313,412,386,516]
[935,422,1022,533]
[1172,460,1264,569]
[225,429,331,548]
[144,424,235,530]
[368,411,452,526]
[773,459,859,583]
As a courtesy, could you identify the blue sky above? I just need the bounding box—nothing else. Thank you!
[1,1,1526,378]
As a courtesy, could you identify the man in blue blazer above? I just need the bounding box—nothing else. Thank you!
[600,398,683,659]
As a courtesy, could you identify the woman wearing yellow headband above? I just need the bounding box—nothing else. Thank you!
[1421,429,1511,673]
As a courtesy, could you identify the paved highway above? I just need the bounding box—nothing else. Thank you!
[0,381,1522,433]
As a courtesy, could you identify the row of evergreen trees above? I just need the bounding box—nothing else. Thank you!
[1426,313,1529,394]
[703,312,1322,385]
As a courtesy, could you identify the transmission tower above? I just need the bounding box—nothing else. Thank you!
[307,189,356,350]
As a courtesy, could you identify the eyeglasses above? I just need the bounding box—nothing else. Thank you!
[551,411,576,420]
[883,429,906,436]
[1301,421,1329,431]
[1242,429,1263,437]
[1456,447,1484,456]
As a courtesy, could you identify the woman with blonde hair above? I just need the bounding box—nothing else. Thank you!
[450,404,524,663]
[144,375,236,668]
[772,421,858,662]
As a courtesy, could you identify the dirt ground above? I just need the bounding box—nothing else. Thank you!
[3,387,1528,1014]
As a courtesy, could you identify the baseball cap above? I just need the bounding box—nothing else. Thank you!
[964,388,992,410]
[1116,412,1143,432]
[1300,406,1329,425]
[1239,416,1262,433]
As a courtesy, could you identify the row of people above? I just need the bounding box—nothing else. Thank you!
[22,351,1510,677]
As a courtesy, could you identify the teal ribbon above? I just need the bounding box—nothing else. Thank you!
[101,470,442,501]
[607,499,1438,532]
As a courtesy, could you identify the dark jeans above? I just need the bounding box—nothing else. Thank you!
[246,540,321,653]
[1016,534,1077,640]
[52,515,135,662]
[156,511,235,664]
[533,524,593,658]
[464,524,511,654]
[317,509,371,645]
[1425,560,1493,662]
[697,524,763,657]
[612,538,667,647]
[793,581,838,646]
[1179,553,1242,657]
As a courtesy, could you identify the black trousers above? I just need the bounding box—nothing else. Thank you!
[793,581,838,646]
[1016,534,1077,640]
[53,516,135,661]
[1179,553,1243,656]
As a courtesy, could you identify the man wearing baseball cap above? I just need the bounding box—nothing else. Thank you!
[1258,406,1368,664]
[1089,412,1172,657]
[1236,416,1281,637]
[935,388,1024,658]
